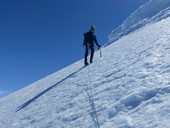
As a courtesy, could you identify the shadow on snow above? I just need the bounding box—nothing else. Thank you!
[16,66,85,112]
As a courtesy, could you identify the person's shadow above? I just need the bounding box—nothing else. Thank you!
[16,66,85,112]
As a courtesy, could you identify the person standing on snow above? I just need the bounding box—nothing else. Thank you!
[83,26,101,66]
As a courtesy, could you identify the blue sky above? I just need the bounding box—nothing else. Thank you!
[0,0,148,95]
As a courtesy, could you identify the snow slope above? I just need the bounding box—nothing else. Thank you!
[0,15,170,127]
[108,0,170,43]
[0,91,7,98]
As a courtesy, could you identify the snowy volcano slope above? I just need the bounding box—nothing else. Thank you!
[0,91,7,98]
[108,0,170,43]
[0,16,170,128]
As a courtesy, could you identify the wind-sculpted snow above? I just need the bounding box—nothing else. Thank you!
[108,0,170,43]
[0,12,170,128]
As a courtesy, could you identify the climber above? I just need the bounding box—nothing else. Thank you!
[83,26,101,66]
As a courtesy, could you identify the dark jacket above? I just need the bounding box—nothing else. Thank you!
[83,31,100,47]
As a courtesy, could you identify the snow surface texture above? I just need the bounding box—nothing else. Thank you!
[0,91,7,98]
[1,0,170,127]
[0,16,170,128]
[108,0,170,43]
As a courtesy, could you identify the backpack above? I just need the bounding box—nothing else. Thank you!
[83,33,87,45]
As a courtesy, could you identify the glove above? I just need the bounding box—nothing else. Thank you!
[98,45,101,49]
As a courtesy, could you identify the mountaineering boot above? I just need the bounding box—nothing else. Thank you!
[85,62,89,66]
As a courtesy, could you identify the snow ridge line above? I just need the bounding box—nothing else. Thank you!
[16,66,86,112]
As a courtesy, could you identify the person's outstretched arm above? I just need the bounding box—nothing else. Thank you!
[94,35,101,48]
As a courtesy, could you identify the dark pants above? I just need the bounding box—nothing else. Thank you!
[84,44,94,64]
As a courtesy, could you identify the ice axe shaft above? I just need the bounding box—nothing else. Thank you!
[100,48,102,57]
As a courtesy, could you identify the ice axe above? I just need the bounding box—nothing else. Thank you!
[99,48,102,57]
